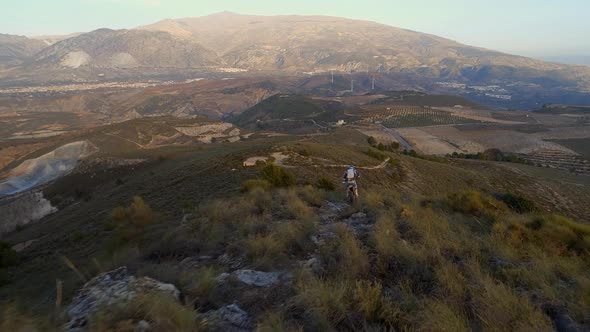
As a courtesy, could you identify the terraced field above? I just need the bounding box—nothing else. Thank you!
[355,106,482,128]
[518,149,590,175]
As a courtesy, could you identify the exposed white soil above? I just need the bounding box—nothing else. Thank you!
[60,51,91,68]
[0,141,98,196]
[0,191,57,234]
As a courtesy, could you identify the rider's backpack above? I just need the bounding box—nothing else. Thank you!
[346,168,356,180]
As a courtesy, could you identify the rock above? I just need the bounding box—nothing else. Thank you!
[350,212,368,220]
[181,213,193,223]
[65,266,180,330]
[343,212,373,236]
[217,269,293,287]
[216,272,231,283]
[233,269,292,287]
[301,256,323,274]
[216,304,252,328]
[319,201,348,223]
[135,320,151,332]
[217,253,245,269]
[311,229,338,245]
[544,305,585,332]
[203,304,252,331]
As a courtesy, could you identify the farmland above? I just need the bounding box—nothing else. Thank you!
[354,106,483,128]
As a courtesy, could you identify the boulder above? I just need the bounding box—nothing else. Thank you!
[65,266,180,330]
[203,304,252,331]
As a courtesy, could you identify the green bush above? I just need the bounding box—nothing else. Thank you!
[366,148,388,161]
[316,177,336,191]
[110,196,156,244]
[446,191,507,220]
[241,179,272,192]
[0,241,18,268]
[260,163,296,187]
[367,136,377,146]
[500,193,538,214]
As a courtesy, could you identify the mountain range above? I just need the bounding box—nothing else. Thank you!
[1,12,590,104]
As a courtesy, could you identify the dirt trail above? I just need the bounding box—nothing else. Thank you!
[272,151,390,170]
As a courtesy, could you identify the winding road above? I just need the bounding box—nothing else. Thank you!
[381,125,413,150]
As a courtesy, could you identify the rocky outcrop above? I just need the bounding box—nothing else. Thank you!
[203,304,252,332]
[217,269,293,287]
[65,266,180,330]
[0,191,57,234]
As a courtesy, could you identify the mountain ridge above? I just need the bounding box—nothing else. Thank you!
[1,12,590,108]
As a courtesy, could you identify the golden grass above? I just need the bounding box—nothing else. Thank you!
[109,196,157,246]
[319,224,370,279]
[88,293,202,332]
[244,234,286,270]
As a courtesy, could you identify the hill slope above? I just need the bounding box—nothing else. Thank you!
[139,12,590,88]
[27,28,220,70]
[0,34,46,68]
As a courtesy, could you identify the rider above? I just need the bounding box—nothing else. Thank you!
[343,165,360,197]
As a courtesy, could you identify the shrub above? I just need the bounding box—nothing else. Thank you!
[241,179,272,193]
[296,185,325,207]
[281,190,315,219]
[446,191,507,221]
[372,214,399,259]
[295,275,349,329]
[184,266,218,309]
[260,164,296,187]
[0,241,18,268]
[352,280,385,321]
[365,148,388,160]
[468,266,553,331]
[367,136,377,146]
[319,224,369,279]
[277,218,317,254]
[244,234,286,270]
[495,214,590,255]
[499,193,538,213]
[111,196,156,243]
[316,177,336,191]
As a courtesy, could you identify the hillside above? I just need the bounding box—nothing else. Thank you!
[139,12,590,88]
[0,12,589,103]
[0,124,589,330]
[21,28,219,76]
[0,34,46,68]
[232,94,329,128]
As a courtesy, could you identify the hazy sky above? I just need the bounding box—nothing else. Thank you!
[2,0,589,57]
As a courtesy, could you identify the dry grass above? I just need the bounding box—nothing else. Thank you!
[182,266,219,310]
[467,264,553,331]
[255,311,303,332]
[109,196,157,245]
[319,224,370,279]
[277,218,317,254]
[0,304,55,332]
[241,179,272,193]
[88,293,202,332]
[446,190,508,221]
[244,234,286,270]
